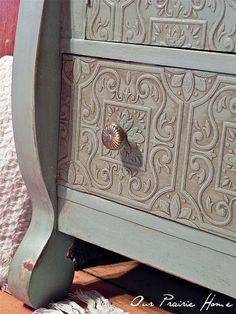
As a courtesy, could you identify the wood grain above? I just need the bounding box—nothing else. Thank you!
[0,291,32,314]
[1,261,170,314]
[0,0,20,57]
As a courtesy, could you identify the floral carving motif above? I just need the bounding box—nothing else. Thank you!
[166,25,186,47]
[58,56,236,240]
[205,195,236,222]
[165,69,216,102]
[103,106,147,168]
[119,110,145,144]
[218,126,236,192]
[216,96,236,115]
[86,0,236,52]
[171,71,207,101]
[151,20,206,49]
[156,193,196,225]
[224,149,236,171]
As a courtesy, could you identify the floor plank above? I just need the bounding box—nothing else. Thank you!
[72,270,169,314]
[1,257,235,313]
[0,291,32,314]
[0,262,170,313]
[84,259,236,314]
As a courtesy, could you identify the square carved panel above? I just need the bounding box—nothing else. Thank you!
[58,55,236,239]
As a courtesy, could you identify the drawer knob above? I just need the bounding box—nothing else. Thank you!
[102,123,126,150]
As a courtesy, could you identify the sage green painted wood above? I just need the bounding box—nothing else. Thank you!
[61,0,87,40]
[58,30,236,300]
[58,198,236,299]
[8,0,236,306]
[61,39,236,75]
[85,0,236,53]
[57,186,236,257]
[58,55,236,240]
[8,0,74,308]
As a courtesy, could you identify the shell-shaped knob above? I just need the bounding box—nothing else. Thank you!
[102,123,126,150]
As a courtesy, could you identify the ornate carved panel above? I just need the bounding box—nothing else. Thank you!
[86,0,236,53]
[58,55,236,239]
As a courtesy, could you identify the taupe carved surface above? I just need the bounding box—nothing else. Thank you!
[86,0,236,53]
[58,55,236,239]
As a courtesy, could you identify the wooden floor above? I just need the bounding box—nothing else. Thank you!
[1,257,235,313]
[0,260,169,314]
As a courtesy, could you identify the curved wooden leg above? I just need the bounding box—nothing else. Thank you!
[8,0,74,308]
[8,231,74,309]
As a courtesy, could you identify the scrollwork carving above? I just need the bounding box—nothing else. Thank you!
[58,56,236,240]
[86,0,236,52]
[182,75,236,238]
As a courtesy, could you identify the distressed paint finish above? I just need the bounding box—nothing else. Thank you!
[0,0,20,57]
[61,39,236,75]
[8,0,74,308]
[58,196,236,298]
[58,56,236,240]
[61,0,87,40]
[85,0,236,53]
[7,0,236,306]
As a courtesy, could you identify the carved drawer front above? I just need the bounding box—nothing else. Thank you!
[85,0,236,53]
[58,55,236,240]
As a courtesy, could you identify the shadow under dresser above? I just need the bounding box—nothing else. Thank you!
[8,0,236,308]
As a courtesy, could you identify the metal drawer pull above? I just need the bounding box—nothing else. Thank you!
[102,123,126,150]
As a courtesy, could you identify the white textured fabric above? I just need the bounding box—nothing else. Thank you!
[0,56,32,288]
[0,57,126,314]
[33,290,130,314]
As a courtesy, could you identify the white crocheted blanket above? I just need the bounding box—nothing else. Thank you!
[0,56,32,289]
[34,290,129,314]
[0,56,128,314]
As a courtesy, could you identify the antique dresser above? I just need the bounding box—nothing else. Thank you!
[8,0,236,308]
